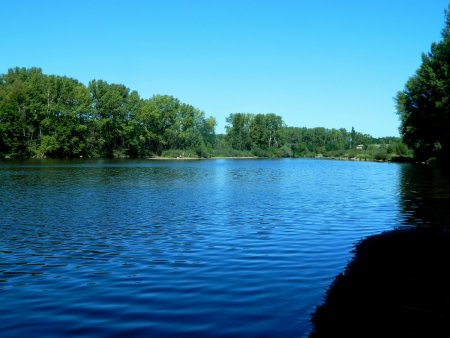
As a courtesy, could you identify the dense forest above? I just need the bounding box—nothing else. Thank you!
[0,67,216,159]
[396,7,450,165]
[0,67,405,160]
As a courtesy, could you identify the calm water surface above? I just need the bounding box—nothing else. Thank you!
[1,159,449,337]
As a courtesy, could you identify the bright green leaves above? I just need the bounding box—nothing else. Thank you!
[225,113,253,151]
[225,112,284,153]
[136,95,214,156]
[0,69,216,159]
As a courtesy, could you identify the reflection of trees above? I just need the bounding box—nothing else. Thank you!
[399,164,450,228]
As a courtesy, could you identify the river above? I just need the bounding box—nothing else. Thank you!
[1,159,449,337]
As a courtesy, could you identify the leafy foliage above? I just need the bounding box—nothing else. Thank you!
[396,7,450,165]
[1,67,403,160]
[0,68,216,158]
[224,112,405,160]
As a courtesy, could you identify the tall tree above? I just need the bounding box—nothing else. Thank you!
[0,67,48,157]
[225,113,253,150]
[396,7,450,164]
[89,80,131,157]
[39,75,92,157]
[249,113,283,149]
[140,95,181,153]
[201,116,217,148]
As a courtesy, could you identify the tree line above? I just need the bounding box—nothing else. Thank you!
[1,67,404,160]
[223,115,406,160]
[0,67,216,158]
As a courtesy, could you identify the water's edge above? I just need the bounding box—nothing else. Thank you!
[310,227,450,337]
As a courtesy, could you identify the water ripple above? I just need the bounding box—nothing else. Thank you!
[1,159,445,337]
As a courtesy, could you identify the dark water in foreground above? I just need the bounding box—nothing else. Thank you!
[1,159,449,337]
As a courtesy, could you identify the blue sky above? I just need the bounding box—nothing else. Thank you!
[1,0,448,136]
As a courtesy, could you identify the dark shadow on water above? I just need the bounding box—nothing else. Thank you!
[310,164,450,337]
[399,164,450,228]
[310,228,450,337]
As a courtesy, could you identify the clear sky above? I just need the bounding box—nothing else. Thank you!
[1,0,448,137]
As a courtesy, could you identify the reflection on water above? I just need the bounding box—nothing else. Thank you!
[310,164,450,337]
[0,159,449,337]
[399,164,450,228]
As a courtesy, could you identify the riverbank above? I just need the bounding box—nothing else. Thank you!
[149,154,411,163]
[149,156,259,160]
[310,227,450,338]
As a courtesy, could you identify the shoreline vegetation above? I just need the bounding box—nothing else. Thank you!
[0,153,414,164]
[0,67,409,162]
[309,227,450,338]
[149,154,412,162]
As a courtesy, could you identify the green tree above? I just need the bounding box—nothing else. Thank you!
[125,90,146,157]
[350,126,356,149]
[0,67,49,157]
[201,116,217,148]
[140,95,181,153]
[249,113,284,149]
[225,113,253,150]
[38,75,92,157]
[396,7,450,164]
[89,80,131,157]
[4,68,46,150]
[0,97,28,157]
[136,95,215,156]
